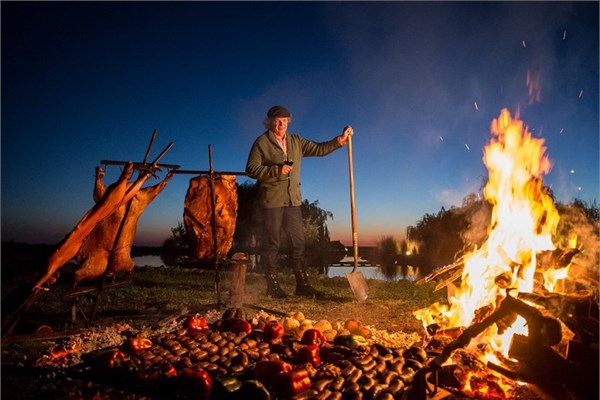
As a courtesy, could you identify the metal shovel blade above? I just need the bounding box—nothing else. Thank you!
[346,270,368,302]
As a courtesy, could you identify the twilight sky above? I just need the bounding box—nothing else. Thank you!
[2,1,598,247]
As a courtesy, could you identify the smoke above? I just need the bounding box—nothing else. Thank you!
[460,197,493,251]
[556,204,600,288]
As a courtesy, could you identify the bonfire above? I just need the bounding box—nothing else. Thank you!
[413,109,597,399]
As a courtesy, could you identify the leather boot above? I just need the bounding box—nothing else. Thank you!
[294,267,326,299]
[265,272,288,298]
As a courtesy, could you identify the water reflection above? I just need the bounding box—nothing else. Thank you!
[133,255,417,282]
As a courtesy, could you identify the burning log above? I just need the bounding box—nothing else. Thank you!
[74,167,173,285]
[429,292,561,369]
[422,292,597,399]
[183,174,238,264]
[415,255,466,287]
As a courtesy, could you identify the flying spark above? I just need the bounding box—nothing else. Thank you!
[439,136,444,141]
[578,89,584,98]
[465,144,470,151]
[522,40,527,48]
[563,30,567,40]
[578,187,582,191]
[559,128,564,134]
[570,169,576,174]
[474,101,479,110]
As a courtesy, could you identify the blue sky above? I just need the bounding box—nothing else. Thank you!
[2,1,598,247]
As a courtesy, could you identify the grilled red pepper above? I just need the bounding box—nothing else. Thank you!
[254,360,293,385]
[127,337,153,353]
[95,348,128,369]
[180,367,212,400]
[294,344,321,367]
[300,328,327,346]
[184,315,209,333]
[263,320,284,342]
[273,368,312,398]
[219,317,252,334]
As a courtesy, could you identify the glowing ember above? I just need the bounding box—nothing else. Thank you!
[414,108,568,358]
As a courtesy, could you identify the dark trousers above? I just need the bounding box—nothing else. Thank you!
[261,206,304,274]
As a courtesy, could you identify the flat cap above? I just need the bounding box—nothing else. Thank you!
[267,105,291,118]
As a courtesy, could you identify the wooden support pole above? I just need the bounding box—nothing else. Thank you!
[207,145,223,307]
[228,253,249,309]
[172,169,247,176]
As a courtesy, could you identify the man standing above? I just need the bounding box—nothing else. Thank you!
[246,105,353,298]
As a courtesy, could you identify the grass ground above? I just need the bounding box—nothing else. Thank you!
[3,263,447,335]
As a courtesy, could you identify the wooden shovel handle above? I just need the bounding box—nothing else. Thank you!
[347,134,359,273]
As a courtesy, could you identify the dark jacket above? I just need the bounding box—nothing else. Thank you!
[246,130,342,208]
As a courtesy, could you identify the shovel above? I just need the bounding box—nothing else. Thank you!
[345,131,368,302]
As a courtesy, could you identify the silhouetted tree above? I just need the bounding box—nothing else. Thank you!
[161,221,190,266]
[406,194,492,276]
[301,199,334,272]
[232,181,262,256]
[398,239,409,279]
[376,236,398,279]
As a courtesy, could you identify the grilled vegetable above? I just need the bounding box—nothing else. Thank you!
[127,337,153,353]
[333,334,368,349]
[185,315,209,333]
[294,344,321,367]
[301,329,327,346]
[180,367,212,400]
[91,348,128,369]
[263,320,284,342]
[236,379,271,400]
[254,360,293,384]
[219,318,252,334]
[272,368,312,398]
[211,375,242,399]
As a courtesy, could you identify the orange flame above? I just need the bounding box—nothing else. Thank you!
[415,109,564,357]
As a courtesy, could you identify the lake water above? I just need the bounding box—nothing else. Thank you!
[132,255,417,282]
[132,255,172,268]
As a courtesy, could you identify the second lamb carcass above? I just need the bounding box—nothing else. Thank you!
[183,174,238,264]
[107,171,173,275]
[74,168,172,285]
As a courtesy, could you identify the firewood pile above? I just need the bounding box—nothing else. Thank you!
[415,292,599,400]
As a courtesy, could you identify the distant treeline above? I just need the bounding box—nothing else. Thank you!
[1,241,163,259]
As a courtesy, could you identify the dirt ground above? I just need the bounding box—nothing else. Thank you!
[1,267,434,399]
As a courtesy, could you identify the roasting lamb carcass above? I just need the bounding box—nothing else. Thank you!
[183,174,238,264]
[33,162,149,290]
[74,168,173,285]
[107,170,173,274]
